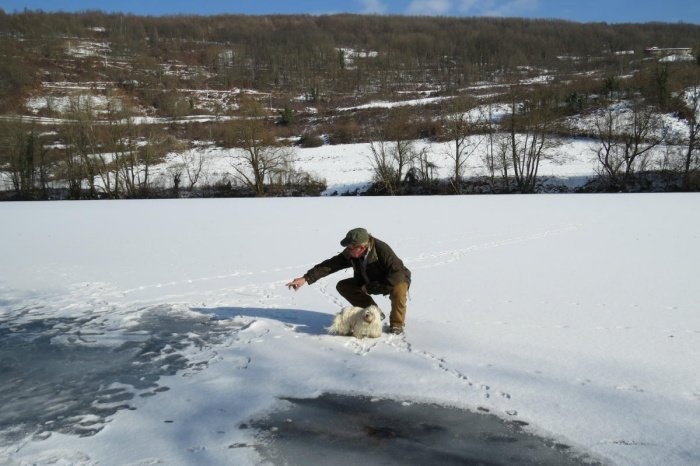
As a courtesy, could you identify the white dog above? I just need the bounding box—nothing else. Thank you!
[328,305,383,339]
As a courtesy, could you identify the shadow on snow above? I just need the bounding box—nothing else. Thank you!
[194,306,333,336]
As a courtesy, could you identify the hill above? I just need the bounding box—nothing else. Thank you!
[1,11,700,198]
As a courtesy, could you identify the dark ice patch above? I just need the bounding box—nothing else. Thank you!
[246,393,603,466]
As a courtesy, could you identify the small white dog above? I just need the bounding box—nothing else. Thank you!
[328,305,383,339]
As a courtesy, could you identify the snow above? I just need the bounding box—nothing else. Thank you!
[336,95,449,111]
[1,192,699,465]
[337,47,379,68]
[66,40,111,58]
[26,94,112,114]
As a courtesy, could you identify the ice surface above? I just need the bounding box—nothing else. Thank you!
[0,304,238,445]
[1,195,698,465]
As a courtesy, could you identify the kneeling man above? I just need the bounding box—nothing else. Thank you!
[287,228,411,335]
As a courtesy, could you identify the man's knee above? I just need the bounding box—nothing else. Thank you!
[336,278,358,295]
[337,278,376,307]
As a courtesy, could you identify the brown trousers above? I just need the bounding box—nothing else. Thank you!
[336,278,409,328]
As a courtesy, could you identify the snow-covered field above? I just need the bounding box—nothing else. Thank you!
[1,192,699,465]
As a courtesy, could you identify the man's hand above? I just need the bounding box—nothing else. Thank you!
[286,277,306,291]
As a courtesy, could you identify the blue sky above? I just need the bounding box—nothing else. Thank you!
[1,0,698,24]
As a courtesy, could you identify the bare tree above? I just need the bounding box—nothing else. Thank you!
[481,132,515,193]
[678,84,700,188]
[138,132,184,197]
[414,146,438,185]
[179,146,208,190]
[226,96,294,196]
[594,98,665,191]
[367,109,416,194]
[0,118,44,198]
[104,103,181,198]
[104,105,176,199]
[107,115,141,198]
[166,162,184,196]
[440,98,484,193]
[60,96,125,198]
[503,88,560,193]
[55,129,85,200]
[165,148,207,196]
[101,93,139,198]
[368,139,415,194]
[480,103,513,192]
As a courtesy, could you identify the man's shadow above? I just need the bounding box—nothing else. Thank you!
[192,307,333,335]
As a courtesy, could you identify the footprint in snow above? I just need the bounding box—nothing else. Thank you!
[348,338,379,356]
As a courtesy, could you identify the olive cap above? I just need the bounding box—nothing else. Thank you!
[340,227,369,246]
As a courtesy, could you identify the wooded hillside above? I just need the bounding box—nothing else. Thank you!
[2,11,699,109]
[1,11,699,199]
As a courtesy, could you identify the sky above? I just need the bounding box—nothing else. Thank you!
[1,0,699,24]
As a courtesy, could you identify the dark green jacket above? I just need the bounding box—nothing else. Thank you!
[304,236,411,293]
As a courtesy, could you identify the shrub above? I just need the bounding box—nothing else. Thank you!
[298,133,324,148]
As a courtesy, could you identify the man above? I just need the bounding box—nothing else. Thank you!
[286,227,411,335]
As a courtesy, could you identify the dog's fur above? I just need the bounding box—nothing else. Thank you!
[328,305,383,339]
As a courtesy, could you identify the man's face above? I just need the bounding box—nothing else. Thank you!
[347,243,368,258]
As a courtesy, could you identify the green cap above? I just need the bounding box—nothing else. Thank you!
[340,227,369,246]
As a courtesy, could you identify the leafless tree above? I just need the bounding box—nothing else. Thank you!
[0,118,45,198]
[104,104,181,198]
[440,98,484,193]
[368,138,416,194]
[481,132,515,193]
[415,146,438,184]
[226,96,294,196]
[106,115,141,198]
[179,147,208,190]
[367,109,416,194]
[480,103,513,192]
[60,96,122,198]
[678,84,700,188]
[137,131,184,197]
[594,98,665,190]
[166,162,184,196]
[165,148,207,196]
[503,88,560,193]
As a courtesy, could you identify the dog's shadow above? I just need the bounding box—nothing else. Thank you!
[192,306,333,335]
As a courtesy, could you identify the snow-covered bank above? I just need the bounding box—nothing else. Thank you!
[1,194,699,465]
[143,137,601,196]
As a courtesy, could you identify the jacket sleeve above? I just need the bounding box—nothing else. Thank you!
[303,252,351,285]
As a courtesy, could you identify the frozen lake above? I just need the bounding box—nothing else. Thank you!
[1,195,698,465]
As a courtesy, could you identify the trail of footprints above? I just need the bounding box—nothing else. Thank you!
[224,309,511,409]
[339,329,512,405]
[287,280,514,403]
